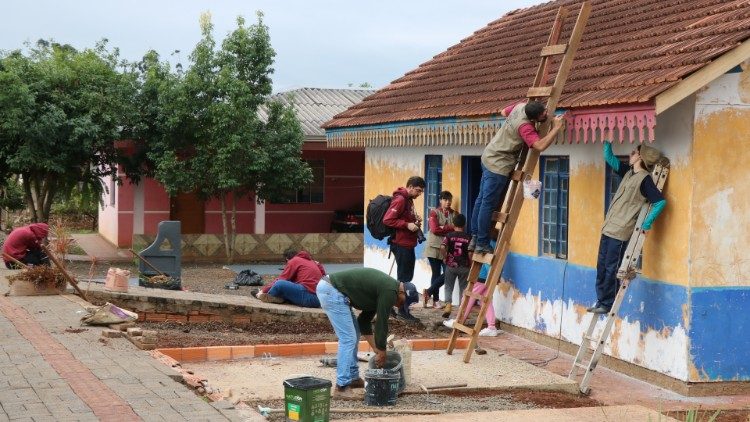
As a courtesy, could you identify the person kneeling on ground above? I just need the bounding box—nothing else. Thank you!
[256,249,325,308]
[316,268,418,394]
[2,223,50,269]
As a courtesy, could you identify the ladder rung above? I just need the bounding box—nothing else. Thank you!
[574,362,589,369]
[464,292,485,302]
[451,322,474,336]
[472,253,493,264]
[510,170,525,181]
[527,86,554,98]
[540,44,568,57]
[492,211,509,223]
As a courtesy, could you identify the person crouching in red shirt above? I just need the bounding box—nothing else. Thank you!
[2,223,50,268]
[256,249,325,308]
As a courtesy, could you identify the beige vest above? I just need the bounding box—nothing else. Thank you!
[481,104,533,175]
[602,169,650,241]
[424,208,454,259]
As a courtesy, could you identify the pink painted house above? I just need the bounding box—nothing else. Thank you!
[99,88,372,248]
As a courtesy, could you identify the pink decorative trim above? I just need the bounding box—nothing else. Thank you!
[565,104,656,143]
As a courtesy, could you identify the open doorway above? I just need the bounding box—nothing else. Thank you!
[461,156,482,227]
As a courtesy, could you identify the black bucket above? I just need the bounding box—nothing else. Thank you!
[363,368,400,406]
[367,351,405,393]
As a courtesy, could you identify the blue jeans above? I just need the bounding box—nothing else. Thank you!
[425,257,445,301]
[595,235,628,308]
[471,164,510,248]
[316,278,361,387]
[268,280,321,308]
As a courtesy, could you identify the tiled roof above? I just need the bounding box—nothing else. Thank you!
[260,88,375,137]
[324,0,750,129]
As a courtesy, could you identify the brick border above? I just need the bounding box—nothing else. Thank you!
[0,296,142,421]
[156,338,470,363]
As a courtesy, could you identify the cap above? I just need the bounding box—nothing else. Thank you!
[639,145,662,170]
[400,282,419,314]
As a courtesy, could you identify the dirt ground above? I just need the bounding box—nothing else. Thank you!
[249,389,601,421]
[142,306,458,348]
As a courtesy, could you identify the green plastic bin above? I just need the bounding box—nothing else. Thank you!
[283,376,332,422]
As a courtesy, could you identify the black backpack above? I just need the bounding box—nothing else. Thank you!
[366,195,396,240]
[233,269,264,286]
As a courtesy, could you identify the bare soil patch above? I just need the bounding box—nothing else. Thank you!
[249,389,601,421]
[143,308,454,349]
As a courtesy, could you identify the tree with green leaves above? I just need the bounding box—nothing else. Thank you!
[148,12,311,262]
[0,40,138,222]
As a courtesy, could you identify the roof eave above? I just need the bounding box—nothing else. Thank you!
[655,37,750,115]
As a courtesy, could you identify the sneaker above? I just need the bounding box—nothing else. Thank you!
[432,300,442,309]
[441,303,453,319]
[397,311,420,323]
[479,327,500,337]
[474,244,493,255]
[468,235,477,251]
[442,319,455,329]
[334,385,357,398]
[257,292,285,304]
[422,289,430,308]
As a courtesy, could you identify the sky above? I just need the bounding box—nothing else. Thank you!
[2,0,541,93]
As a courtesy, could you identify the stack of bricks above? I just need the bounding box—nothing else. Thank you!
[125,327,158,350]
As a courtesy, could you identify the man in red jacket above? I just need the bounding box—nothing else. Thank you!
[383,176,425,321]
[256,249,325,308]
[2,223,50,268]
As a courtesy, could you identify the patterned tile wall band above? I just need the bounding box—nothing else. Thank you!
[132,233,363,263]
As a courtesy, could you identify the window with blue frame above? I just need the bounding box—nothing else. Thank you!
[424,155,443,220]
[604,156,629,213]
[540,157,569,259]
[604,156,642,269]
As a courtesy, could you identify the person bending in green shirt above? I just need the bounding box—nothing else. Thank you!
[316,268,418,393]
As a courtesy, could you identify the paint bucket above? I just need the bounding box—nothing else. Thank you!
[363,368,400,406]
[282,376,331,422]
[367,351,405,392]
[523,179,542,199]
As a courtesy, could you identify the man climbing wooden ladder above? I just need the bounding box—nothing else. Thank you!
[446,2,592,363]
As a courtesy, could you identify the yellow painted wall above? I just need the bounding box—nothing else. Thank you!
[442,154,462,213]
[642,163,691,285]
[567,162,605,268]
[364,151,424,216]
[690,108,750,287]
[510,165,539,256]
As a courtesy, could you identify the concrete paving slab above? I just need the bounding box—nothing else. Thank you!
[183,349,578,402]
[365,405,678,421]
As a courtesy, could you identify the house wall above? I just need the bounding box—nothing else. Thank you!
[362,96,702,381]
[688,67,750,381]
[265,149,364,233]
[98,149,364,248]
[98,175,119,245]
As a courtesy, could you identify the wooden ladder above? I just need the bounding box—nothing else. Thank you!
[568,158,670,394]
[446,1,592,363]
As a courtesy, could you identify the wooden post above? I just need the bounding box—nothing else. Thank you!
[129,249,166,276]
[41,245,88,301]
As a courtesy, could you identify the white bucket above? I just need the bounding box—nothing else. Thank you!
[523,179,542,199]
